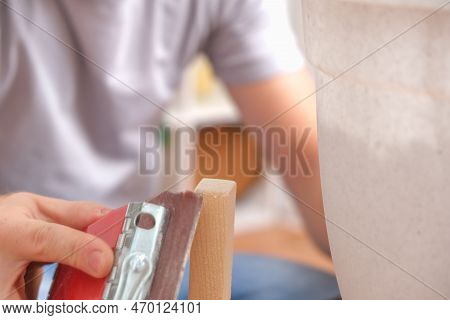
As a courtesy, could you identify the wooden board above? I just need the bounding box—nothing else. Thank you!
[188,179,236,300]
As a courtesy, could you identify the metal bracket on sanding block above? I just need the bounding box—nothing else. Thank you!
[102,202,168,300]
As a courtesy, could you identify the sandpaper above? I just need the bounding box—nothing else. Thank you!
[147,191,202,299]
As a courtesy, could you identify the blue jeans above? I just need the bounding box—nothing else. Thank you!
[39,254,340,300]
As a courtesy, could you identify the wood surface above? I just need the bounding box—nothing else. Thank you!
[188,179,236,300]
[234,226,334,274]
[195,125,261,197]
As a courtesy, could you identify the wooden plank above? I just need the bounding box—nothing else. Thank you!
[189,179,236,300]
[195,125,262,197]
[234,226,334,274]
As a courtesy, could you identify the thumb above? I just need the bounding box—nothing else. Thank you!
[17,221,114,278]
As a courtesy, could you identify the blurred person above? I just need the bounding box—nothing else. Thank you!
[0,0,338,299]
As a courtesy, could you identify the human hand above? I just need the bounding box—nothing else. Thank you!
[0,193,114,299]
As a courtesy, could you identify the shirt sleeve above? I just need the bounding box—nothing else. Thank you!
[205,0,304,85]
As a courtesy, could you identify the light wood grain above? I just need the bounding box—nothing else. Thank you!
[234,226,334,274]
[189,179,236,300]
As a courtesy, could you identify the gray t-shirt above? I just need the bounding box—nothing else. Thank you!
[0,0,303,206]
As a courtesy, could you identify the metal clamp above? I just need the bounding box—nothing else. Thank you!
[102,202,168,300]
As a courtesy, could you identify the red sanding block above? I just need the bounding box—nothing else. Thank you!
[48,191,202,300]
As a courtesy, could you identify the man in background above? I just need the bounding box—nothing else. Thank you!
[0,0,338,299]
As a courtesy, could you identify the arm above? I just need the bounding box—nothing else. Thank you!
[227,69,330,254]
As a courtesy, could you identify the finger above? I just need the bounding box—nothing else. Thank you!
[16,221,113,278]
[29,193,110,230]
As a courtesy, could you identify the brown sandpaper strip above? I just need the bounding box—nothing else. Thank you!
[146,191,202,299]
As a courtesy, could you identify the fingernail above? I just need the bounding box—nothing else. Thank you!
[88,249,104,274]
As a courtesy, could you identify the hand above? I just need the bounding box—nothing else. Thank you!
[0,192,114,299]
